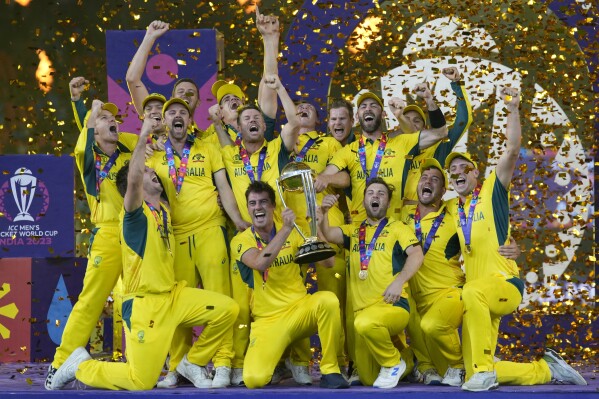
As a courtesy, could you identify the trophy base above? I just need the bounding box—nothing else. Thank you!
[294,241,337,264]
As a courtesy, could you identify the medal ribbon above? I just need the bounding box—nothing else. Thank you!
[145,201,169,243]
[251,225,277,284]
[358,134,387,183]
[457,184,482,250]
[294,137,316,162]
[94,149,120,200]
[358,218,388,274]
[236,133,267,183]
[414,207,446,255]
[164,137,192,195]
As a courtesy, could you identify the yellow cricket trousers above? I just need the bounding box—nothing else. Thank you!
[243,292,342,388]
[76,284,238,390]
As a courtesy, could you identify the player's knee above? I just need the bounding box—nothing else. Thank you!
[211,296,239,326]
[129,373,158,391]
[223,298,240,322]
[243,369,271,389]
[420,315,439,335]
[353,314,374,336]
[461,282,485,306]
[317,291,340,311]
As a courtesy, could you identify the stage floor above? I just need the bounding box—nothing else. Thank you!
[0,362,596,399]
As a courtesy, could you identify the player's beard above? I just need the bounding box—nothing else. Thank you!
[359,113,382,134]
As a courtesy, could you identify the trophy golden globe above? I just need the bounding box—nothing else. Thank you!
[276,162,336,264]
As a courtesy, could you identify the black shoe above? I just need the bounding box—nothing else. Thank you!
[320,373,350,389]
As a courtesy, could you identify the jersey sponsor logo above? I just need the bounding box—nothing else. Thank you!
[384,149,396,158]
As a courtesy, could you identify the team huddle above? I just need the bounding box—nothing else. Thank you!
[43,8,586,393]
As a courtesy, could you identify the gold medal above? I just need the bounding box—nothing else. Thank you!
[359,270,368,280]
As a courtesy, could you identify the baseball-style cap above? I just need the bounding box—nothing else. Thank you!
[420,158,447,189]
[162,97,192,118]
[142,93,167,110]
[403,104,426,122]
[444,152,478,170]
[101,102,119,116]
[211,80,245,104]
[355,91,383,108]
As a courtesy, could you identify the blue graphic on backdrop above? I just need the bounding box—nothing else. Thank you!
[46,275,72,345]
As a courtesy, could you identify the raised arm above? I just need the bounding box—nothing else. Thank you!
[240,208,295,271]
[443,67,472,143]
[496,87,521,189]
[126,20,169,115]
[208,104,234,147]
[69,76,89,131]
[412,82,449,149]
[316,194,344,245]
[124,117,157,212]
[214,169,251,231]
[256,6,280,119]
[264,74,299,152]
[388,97,416,134]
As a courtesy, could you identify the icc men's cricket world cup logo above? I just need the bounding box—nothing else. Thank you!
[0,166,50,223]
[10,168,37,222]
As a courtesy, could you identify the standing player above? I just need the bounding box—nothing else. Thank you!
[45,91,139,389]
[446,87,586,391]
[147,97,248,388]
[287,100,349,371]
[319,91,448,222]
[232,181,349,390]
[318,178,424,388]
[46,115,239,391]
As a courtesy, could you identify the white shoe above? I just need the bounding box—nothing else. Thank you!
[231,368,244,386]
[544,348,587,385]
[442,367,465,386]
[270,365,289,385]
[176,354,212,389]
[212,366,231,388]
[461,371,498,391]
[44,365,57,391]
[348,368,361,386]
[422,368,443,385]
[156,371,182,389]
[46,347,91,390]
[285,357,312,385]
[373,358,406,389]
